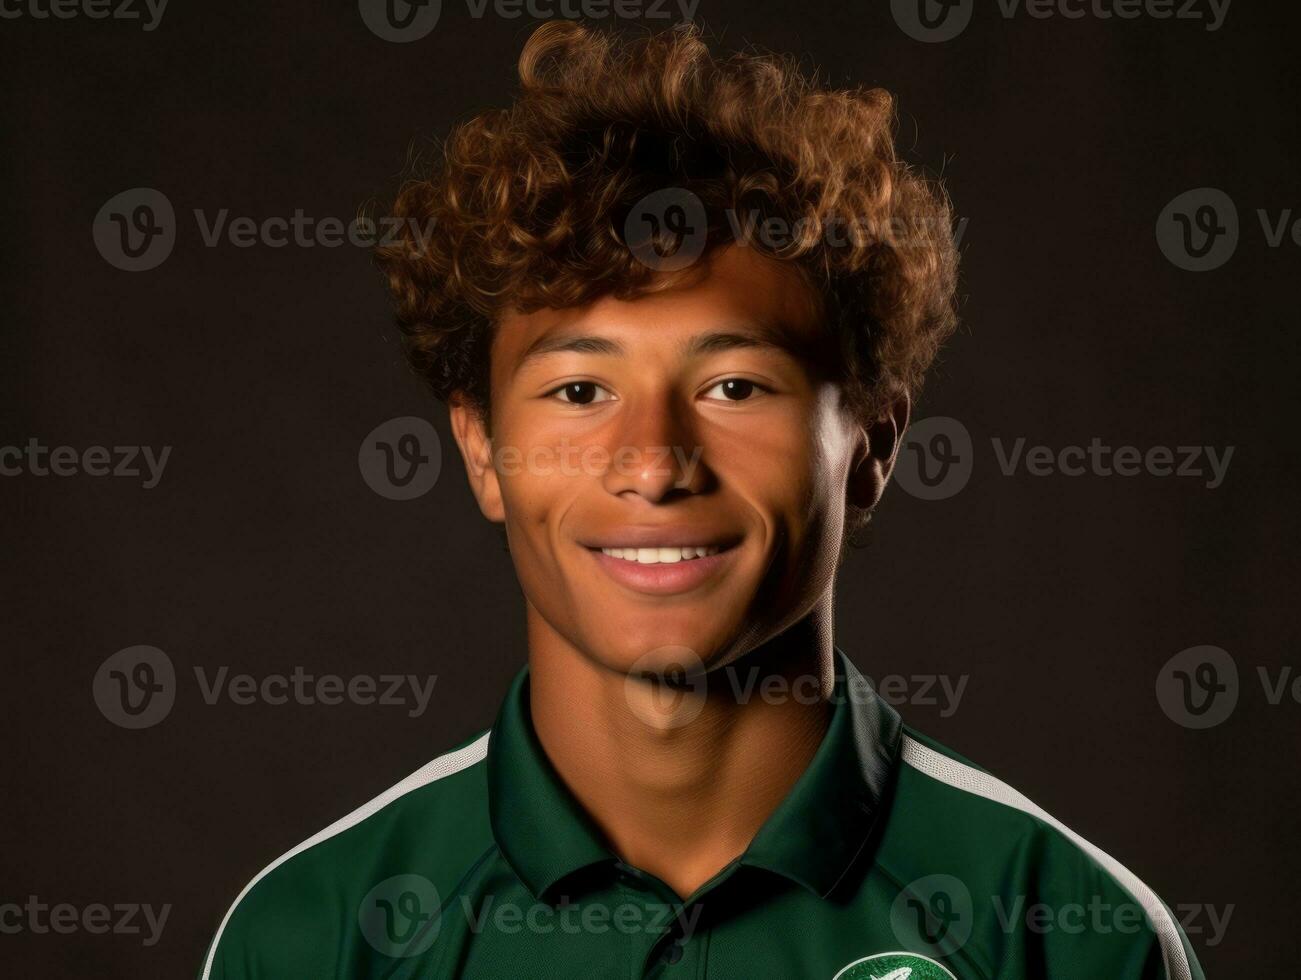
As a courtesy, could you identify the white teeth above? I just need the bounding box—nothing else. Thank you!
[600,546,722,563]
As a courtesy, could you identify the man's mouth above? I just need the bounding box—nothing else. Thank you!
[583,536,739,596]
[596,546,724,564]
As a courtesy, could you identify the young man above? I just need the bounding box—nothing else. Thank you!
[201,22,1204,980]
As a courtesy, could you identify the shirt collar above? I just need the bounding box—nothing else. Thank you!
[486,666,613,900]
[736,649,903,897]
[487,648,902,902]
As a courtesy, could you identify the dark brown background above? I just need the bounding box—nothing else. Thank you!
[3,0,1298,976]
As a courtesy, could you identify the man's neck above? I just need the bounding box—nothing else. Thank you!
[527,606,836,899]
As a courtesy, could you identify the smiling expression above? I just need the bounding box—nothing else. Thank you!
[451,246,886,676]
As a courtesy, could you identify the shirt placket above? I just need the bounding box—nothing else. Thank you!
[609,861,712,980]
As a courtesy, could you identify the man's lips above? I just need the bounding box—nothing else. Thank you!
[580,528,741,596]
[588,545,738,595]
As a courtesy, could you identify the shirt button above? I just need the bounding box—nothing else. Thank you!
[661,941,684,965]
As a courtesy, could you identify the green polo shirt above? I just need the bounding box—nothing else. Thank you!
[200,651,1204,979]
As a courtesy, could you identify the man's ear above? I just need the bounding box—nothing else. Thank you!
[448,394,505,523]
[847,390,911,513]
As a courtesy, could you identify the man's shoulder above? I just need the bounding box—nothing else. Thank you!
[875,726,1203,980]
[199,730,495,980]
[884,727,1151,893]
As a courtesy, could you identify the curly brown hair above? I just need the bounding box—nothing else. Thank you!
[375,20,958,427]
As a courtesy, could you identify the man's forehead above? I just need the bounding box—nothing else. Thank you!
[494,247,823,362]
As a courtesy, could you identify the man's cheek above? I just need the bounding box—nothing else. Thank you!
[492,443,525,478]
[734,443,817,515]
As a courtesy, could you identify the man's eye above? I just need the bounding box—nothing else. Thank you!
[550,382,613,405]
[704,378,760,401]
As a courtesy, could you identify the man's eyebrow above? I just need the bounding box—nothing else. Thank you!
[514,322,808,373]
[516,334,626,370]
[684,325,803,358]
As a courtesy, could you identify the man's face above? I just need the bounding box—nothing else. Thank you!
[452,246,890,676]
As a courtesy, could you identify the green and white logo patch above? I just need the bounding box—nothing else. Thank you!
[832,951,958,980]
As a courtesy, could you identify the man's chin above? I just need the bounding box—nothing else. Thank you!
[581,620,746,680]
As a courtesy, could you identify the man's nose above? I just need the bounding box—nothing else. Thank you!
[600,393,711,503]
